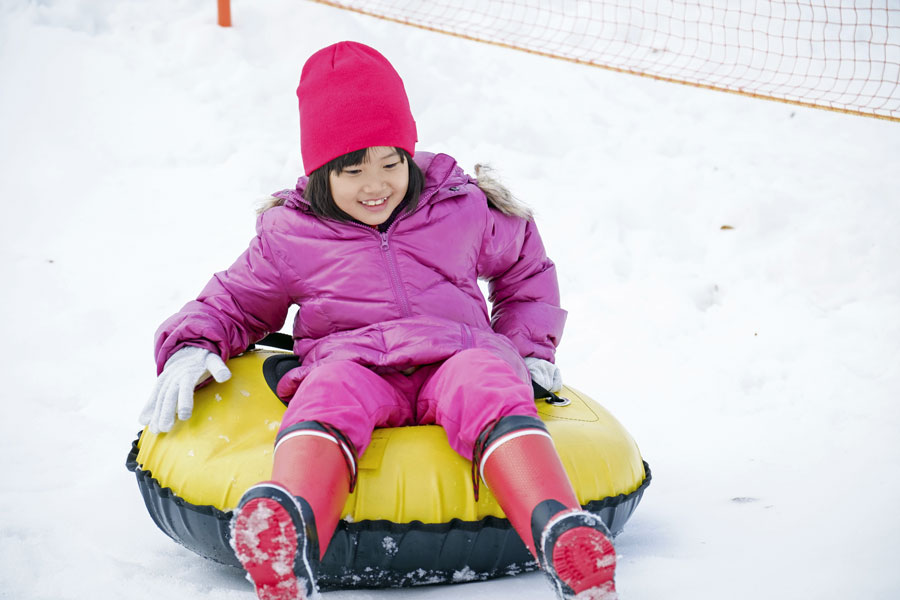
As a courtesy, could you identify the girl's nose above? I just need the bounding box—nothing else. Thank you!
[362,177,387,194]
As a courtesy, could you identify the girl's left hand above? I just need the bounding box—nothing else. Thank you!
[524,357,563,393]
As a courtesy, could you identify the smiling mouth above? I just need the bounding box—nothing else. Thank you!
[361,197,388,207]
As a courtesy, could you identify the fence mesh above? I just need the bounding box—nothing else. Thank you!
[310,0,900,122]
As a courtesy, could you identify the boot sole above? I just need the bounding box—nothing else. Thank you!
[231,484,317,599]
[541,510,618,600]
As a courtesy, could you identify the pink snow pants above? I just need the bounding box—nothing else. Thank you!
[279,349,537,460]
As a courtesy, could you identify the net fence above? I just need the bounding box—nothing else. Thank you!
[310,0,900,122]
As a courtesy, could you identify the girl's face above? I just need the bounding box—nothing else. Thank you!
[329,147,410,226]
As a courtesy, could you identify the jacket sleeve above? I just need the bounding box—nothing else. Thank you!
[153,213,292,374]
[476,206,567,362]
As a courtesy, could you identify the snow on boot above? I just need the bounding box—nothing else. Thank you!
[540,509,618,600]
[231,483,319,600]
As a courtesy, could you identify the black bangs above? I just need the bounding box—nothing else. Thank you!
[329,148,371,175]
[304,147,424,223]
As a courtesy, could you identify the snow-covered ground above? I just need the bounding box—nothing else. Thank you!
[1,1,898,599]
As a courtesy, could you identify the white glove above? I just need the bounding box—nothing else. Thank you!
[524,357,563,393]
[139,346,231,433]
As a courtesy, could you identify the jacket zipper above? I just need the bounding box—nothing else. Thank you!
[379,229,413,318]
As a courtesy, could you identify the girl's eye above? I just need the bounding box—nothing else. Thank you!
[383,162,400,169]
[342,168,362,175]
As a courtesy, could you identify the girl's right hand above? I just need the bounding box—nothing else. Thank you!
[524,357,563,393]
[139,346,231,433]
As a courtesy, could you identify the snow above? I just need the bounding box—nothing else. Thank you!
[382,536,399,557]
[1,1,899,599]
[451,567,478,583]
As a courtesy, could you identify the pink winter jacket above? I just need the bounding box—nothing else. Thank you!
[154,152,567,400]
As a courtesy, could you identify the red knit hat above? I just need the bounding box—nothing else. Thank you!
[297,42,417,175]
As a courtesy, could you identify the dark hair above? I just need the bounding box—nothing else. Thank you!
[304,147,424,222]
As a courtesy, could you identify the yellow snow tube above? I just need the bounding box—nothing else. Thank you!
[128,348,650,589]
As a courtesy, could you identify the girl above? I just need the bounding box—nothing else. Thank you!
[140,42,617,600]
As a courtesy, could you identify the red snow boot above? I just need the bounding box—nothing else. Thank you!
[477,415,617,599]
[269,421,356,554]
[231,421,356,600]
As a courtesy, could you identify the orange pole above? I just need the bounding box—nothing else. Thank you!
[217,0,231,27]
